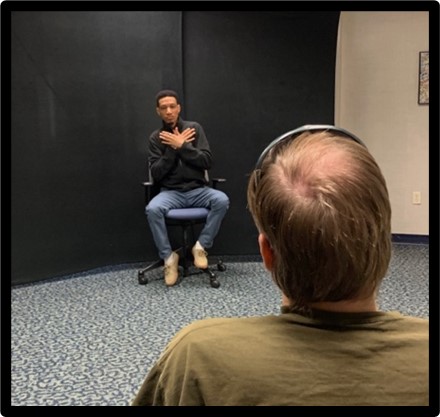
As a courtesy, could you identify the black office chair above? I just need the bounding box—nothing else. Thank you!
[137,166,226,288]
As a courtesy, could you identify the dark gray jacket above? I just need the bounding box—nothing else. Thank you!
[148,118,212,191]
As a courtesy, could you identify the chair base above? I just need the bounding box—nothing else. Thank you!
[137,251,225,288]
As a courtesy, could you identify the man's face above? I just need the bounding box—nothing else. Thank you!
[156,96,181,127]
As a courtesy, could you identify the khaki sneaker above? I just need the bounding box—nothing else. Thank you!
[164,252,179,286]
[192,245,208,269]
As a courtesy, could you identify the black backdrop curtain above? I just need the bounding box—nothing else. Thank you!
[10,11,340,285]
[183,11,340,257]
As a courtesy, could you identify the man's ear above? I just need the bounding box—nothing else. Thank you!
[258,233,274,271]
[156,107,160,117]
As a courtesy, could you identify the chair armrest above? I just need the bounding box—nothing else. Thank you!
[212,178,226,189]
[141,181,156,204]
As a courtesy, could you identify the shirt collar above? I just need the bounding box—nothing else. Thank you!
[281,305,387,323]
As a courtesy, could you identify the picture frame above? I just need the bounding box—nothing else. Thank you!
[418,51,429,105]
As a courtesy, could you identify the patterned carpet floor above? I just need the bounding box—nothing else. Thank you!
[10,244,429,406]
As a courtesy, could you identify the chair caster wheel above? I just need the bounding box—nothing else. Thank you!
[217,260,226,272]
[210,277,220,288]
[138,271,148,285]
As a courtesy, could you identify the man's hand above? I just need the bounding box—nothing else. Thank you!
[159,127,195,149]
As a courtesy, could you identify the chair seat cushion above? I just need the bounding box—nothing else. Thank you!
[166,208,209,221]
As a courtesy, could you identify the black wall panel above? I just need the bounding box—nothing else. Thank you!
[11,11,340,284]
[11,12,183,284]
[183,11,340,256]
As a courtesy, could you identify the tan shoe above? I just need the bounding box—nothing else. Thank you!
[192,245,208,269]
[164,252,179,286]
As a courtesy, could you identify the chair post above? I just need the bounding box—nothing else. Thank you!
[181,222,190,276]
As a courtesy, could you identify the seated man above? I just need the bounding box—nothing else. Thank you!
[133,126,428,405]
[144,90,229,286]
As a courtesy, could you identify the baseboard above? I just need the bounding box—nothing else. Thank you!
[392,234,429,244]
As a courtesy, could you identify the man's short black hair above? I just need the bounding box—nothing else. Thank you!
[156,90,180,107]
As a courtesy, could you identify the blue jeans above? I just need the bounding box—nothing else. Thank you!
[145,187,229,260]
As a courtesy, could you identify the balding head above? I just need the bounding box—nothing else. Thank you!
[247,130,392,310]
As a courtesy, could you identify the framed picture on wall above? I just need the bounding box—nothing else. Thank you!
[418,51,429,105]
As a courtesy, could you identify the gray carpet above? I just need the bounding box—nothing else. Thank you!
[10,244,429,406]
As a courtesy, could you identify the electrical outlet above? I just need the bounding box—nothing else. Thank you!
[412,191,421,205]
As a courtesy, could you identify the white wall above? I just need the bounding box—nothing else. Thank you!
[335,12,429,235]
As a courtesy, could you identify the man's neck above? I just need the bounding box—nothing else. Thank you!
[282,293,378,313]
[163,117,180,131]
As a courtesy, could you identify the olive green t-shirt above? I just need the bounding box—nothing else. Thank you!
[132,310,428,406]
